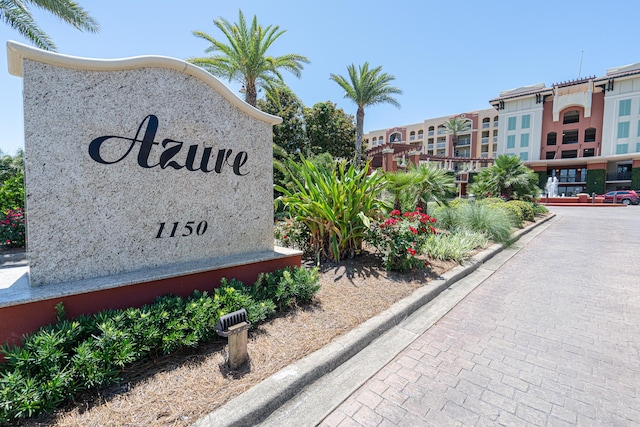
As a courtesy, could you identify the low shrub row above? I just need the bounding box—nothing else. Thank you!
[0,266,320,424]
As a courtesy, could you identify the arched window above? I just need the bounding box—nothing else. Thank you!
[372,137,377,146]
[409,131,416,141]
[390,132,401,143]
[482,117,490,129]
[563,110,580,124]
[418,130,424,139]
[493,116,499,126]
[547,132,557,146]
[584,128,596,142]
[379,135,384,144]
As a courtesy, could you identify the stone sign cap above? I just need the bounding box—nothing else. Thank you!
[7,41,282,287]
[7,41,282,126]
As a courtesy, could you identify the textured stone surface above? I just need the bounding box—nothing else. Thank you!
[22,59,275,286]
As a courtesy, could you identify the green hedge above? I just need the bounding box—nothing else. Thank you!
[585,169,606,195]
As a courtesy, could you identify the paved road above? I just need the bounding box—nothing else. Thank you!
[320,207,640,426]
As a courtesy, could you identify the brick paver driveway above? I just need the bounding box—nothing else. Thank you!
[321,207,640,426]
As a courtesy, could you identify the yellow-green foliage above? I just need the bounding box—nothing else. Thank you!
[506,200,535,222]
[490,203,523,228]
[477,197,504,206]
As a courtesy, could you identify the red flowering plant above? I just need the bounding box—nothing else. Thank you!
[366,208,437,272]
[0,208,26,247]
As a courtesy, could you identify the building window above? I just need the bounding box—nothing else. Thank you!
[521,114,531,129]
[584,128,596,142]
[507,135,515,149]
[507,117,516,131]
[372,137,377,146]
[520,133,529,147]
[562,130,578,144]
[547,132,557,145]
[493,116,499,126]
[379,136,384,143]
[561,150,578,159]
[546,151,556,160]
[583,148,595,157]
[482,117,490,128]
[618,121,630,139]
[409,131,416,141]
[390,132,401,142]
[519,152,528,161]
[563,110,580,124]
[418,130,423,139]
[636,142,640,152]
[619,99,631,116]
[616,144,629,154]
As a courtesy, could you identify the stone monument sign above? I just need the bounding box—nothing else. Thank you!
[7,41,282,287]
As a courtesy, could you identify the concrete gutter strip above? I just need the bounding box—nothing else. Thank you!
[193,214,556,427]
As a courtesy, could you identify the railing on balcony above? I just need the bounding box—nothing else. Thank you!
[607,172,632,181]
[480,152,489,158]
[457,138,471,146]
[481,137,489,144]
[428,131,434,136]
[482,122,490,129]
[427,144,434,150]
[437,142,446,149]
[493,121,499,127]
[493,136,498,142]
[437,129,447,135]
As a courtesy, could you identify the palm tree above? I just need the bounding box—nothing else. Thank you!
[469,154,539,200]
[443,116,471,154]
[1,0,99,51]
[383,171,417,213]
[189,10,309,107]
[408,163,455,214]
[330,62,402,165]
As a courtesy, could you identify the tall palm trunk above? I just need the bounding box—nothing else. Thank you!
[355,106,365,166]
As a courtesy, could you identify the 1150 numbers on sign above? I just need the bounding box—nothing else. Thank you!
[156,221,208,238]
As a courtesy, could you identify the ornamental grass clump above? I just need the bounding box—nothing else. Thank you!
[366,209,437,272]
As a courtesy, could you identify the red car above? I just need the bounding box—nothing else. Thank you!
[598,190,640,205]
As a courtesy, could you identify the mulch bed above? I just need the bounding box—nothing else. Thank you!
[19,250,459,427]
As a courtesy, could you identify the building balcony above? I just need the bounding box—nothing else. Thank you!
[480,152,489,158]
[427,144,434,150]
[481,137,489,144]
[437,129,447,135]
[493,121,499,127]
[482,122,490,129]
[437,142,446,149]
[606,172,632,181]
[428,131,434,136]
[456,139,471,146]
[493,136,498,142]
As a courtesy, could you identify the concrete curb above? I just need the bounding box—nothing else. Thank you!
[193,213,556,427]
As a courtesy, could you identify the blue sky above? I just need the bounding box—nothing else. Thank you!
[2,0,640,155]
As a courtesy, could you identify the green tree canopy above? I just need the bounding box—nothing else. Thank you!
[1,0,99,51]
[189,10,310,107]
[330,62,402,165]
[304,101,356,160]
[257,85,308,155]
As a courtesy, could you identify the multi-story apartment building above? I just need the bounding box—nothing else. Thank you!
[490,63,640,196]
[365,109,498,193]
[367,61,640,196]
